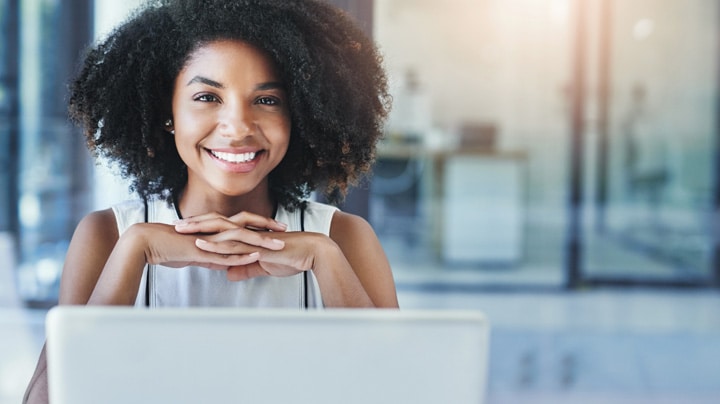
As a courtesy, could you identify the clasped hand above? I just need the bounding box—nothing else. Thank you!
[142,211,319,281]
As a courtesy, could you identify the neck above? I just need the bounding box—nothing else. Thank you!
[175,185,276,219]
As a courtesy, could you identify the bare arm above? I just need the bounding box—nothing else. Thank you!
[185,210,399,308]
[24,208,289,403]
[23,208,282,403]
[217,211,399,308]
[319,211,398,308]
[24,209,119,404]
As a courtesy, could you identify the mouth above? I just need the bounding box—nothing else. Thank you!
[207,149,261,163]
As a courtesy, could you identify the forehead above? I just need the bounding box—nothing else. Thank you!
[178,39,281,81]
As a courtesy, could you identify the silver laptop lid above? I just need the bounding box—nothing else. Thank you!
[46,306,490,404]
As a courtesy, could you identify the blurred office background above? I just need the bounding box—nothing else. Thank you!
[1,0,720,403]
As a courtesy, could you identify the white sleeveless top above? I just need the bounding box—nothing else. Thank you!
[111,199,338,309]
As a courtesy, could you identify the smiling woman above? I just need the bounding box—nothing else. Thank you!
[171,40,291,201]
[23,1,397,403]
[71,0,390,210]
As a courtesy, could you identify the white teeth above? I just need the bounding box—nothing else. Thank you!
[210,150,257,163]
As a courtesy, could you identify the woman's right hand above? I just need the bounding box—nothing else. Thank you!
[87,210,287,305]
[140,211,287,270]
[133,222,259,270]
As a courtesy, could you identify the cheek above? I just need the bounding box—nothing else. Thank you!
[172,128,203,162]
[172,137,192,164]
[261,113,291,145]
[174,110,206,130]
[173,112,212,144]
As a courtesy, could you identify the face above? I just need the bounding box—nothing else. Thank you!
[171,40,291,200]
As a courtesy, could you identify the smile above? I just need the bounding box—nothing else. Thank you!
[208,150,258,163]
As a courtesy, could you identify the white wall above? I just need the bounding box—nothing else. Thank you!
[374,0,572,220]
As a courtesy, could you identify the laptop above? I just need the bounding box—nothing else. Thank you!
[46,306,490,404]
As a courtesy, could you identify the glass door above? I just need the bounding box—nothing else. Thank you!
[15,0,93,305]
[372,0,574,288]
[580,0,719,285]
[0,0,19,219]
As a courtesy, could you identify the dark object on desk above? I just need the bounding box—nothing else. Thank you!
[459,123,497,151]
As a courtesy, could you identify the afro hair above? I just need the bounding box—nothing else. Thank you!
[69,0,390,210]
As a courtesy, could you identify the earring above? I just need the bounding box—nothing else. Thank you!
[164,119,174,135]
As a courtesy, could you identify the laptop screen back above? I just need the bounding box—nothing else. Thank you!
[46,307,489,404]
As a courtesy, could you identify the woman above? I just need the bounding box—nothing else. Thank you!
[25,1,397,402]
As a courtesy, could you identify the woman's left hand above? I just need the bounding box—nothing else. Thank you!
[174,209,399,308]
[173,211,324,280]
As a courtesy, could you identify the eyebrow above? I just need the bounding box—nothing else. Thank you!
[186,76,285,92]
[256,81,285,91]
[187,75,224,88]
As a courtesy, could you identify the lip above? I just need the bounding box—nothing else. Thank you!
[205,147,264,173]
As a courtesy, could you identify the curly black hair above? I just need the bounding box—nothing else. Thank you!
[69,0,390,210]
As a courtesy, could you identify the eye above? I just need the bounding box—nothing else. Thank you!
[256,96,281,106]
[194,93,220,103]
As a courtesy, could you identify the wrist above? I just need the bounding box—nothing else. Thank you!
[307,234,342,273]
[123,223,152,263]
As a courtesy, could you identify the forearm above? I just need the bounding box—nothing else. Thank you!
[23,345,48,404]
[87,225,148,306]
[311,240,375,308]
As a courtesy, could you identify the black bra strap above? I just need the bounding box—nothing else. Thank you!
[301,206,308,309]
[143,198,151,307]
[143,197,149,223]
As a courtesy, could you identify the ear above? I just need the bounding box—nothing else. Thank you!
[164,118,175,135]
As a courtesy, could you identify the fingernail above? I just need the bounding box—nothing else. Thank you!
[276,221,288,230]
[195,239,207,246]
[271,238,285,247]
[249,252,260,259]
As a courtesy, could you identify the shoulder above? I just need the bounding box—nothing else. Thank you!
[328,209,376,246]
[298,200,374,241]
[87,198,151,232]
[59,208,120,304]
[75,208,118,237]
[327,207,399,308]
[69,208,119,256]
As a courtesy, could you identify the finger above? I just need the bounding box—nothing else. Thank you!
[226,263,269,281]
[175,216,240,234]
[176,214,287,234]
[197,232,285,251]
[191,251,261,270]
[228,211,288,232]
[173,211,226,223]
[175,211,287,232]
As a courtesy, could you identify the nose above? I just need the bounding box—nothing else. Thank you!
[218,103,253,138]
